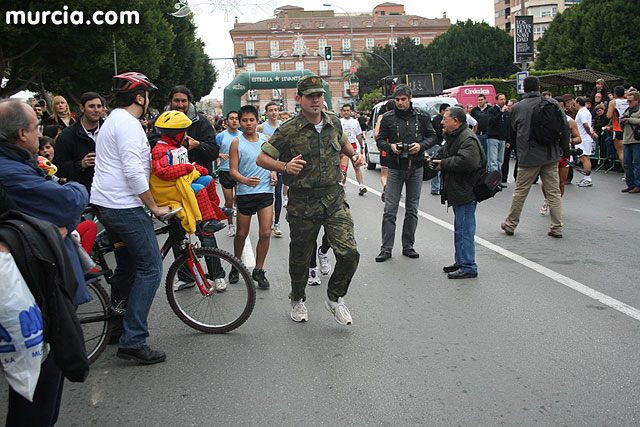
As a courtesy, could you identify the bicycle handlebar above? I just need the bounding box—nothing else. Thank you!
[157,206,183,222]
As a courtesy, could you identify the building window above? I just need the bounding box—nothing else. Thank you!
[270,22,277,30]
[412,20,419,26]
[247,90,258,101]
[344,81,351,95]
[389,37,397,46]
[412,37,421,45]
[365,38,375,49]
[270,40,279,56]
[246,63,256,72]
[365,21,372,27]
[319,61,329,76]
[294,22,301,29]
[271,62,280,72]
[245,41,255,57]
[343,59,351,71]
[342,38,351,53]
[318,38,327,49]
[318,21,325,28]
[296,61,304,71]
[272,89,280,100]
[342,21,349,28]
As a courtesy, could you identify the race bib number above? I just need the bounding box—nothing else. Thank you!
[171,146,189,165]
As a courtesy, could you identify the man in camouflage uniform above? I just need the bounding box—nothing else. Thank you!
[257,75,365,325]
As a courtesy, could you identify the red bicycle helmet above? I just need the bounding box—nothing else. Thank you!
[112,71,158,93]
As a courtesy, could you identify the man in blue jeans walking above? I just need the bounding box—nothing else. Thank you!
[486,93,509,183]
[431,106,484,279]
[91,72,170,364]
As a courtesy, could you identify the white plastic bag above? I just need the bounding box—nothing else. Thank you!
[0,252,45,402]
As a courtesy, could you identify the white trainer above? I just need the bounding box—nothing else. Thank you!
[272,222,283,237]
[307,267,321,286]
[539,199,549,215]
[317,248,331,275]
[577,178,593,187]
[282,196,288,208]
[214,278,227,292]
[290,299,308,322]
[325,297,352,325]
[227,224,236,237]
[174,280,195,292]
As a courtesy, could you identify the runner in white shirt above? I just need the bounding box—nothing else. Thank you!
[573,96,597,187]
[339,104,366,195]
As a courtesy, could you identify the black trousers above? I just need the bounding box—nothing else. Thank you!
[309,231,330,269]
[6,352,64,427]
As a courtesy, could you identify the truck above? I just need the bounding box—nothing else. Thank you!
[442,84,497,108]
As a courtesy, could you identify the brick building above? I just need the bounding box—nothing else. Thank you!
[229,3,450,111]
[495,0,581,40]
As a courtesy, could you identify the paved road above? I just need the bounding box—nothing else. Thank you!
[2,165,640,426]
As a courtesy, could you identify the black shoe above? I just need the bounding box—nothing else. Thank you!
[117,345,166,365]
[402,248,420,259]
[447,269,478,279]
[252,268,270,289]
[375,251,391,262]
[500,183,508,188]
[229,266,239,284]
[442,264,459,273]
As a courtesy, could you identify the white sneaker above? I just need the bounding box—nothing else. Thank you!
[577,178,593,187]
[232,207,237,217]
[318,248,331,275]
[307,267,321,286]
[214,278,227,292]
[272,222,283,237]
[227,224,236,237]
[325,297,352,325]
[282,196,288,208]
[290,299,308,322]
[358,185,367,196]
[174,280,195,292]
[539,199,549,215]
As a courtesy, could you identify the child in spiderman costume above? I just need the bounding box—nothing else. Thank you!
[151,111,226,233]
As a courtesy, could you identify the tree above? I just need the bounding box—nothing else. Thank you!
[355,38,428,96]
[357,88,383,112]
[423,20,519,88]
[0,0,215,107]
[535,0,640,85]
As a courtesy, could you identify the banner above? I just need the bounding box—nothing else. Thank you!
[514,16,534,63]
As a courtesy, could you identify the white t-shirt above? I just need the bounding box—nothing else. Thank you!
[466,114,477,128]
[340,117,362,145]
[575,107,593,144]
[90,108,151,209]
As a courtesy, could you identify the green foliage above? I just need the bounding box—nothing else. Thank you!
[463,78,517,100]
[0,0,215,107]
[535,0,640,85]
[424,20,519,88]
[357,88,383,112]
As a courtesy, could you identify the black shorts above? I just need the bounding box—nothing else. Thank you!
[236,193,274,216]
[614,131,623,140]
[218,170,236,189]
[379,151,388,167]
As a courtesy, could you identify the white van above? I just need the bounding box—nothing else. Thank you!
[364,96,458,169]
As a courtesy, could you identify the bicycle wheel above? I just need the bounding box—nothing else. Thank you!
[166,247,255,333]
[77,280,111,364]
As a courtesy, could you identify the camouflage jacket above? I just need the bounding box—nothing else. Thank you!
[261,111,348,189]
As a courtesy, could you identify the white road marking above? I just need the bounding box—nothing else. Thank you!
[624,207,640,213]
[349,178,640,322]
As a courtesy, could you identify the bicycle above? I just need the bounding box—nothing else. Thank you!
[76,207,256,364]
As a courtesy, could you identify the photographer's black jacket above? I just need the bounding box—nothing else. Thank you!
[376,104,437,171]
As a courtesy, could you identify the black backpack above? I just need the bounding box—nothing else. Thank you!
[531,97,567,159]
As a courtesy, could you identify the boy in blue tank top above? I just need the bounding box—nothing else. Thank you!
[216,111,241,237]
[229,105,277,289]
[257,101,284,237]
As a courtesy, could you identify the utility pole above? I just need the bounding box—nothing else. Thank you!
[390,23,395,75]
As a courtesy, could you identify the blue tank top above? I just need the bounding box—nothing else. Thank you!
[261,120,281,137]
[236,133,272,195]
[216,129,241,171]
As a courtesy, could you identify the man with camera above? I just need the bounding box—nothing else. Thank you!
[430,106,484,279]
[375,84,436,262]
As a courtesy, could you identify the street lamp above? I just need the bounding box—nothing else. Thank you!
[389,22,395,75]
[323,3,353,55]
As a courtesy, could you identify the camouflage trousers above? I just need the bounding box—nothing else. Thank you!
[286,186,360,302]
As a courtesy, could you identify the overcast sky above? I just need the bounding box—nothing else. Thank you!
[189,0,494,99]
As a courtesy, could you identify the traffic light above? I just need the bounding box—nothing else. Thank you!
[236,54,244,68]
[324,46,332,61]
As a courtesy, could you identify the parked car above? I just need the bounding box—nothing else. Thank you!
[364,96,457,170]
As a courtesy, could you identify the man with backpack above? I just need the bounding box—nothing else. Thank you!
[501,76,569,238]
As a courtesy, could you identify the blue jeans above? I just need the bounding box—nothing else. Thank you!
[427,145,441,194]
[624,143,640,189]
[486,138,506,173]
[452,202,477,274]
[477,134,488,160]
[381,167,423,253]
[95,206,163,348]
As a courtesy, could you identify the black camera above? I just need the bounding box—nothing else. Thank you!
[427,149,442,170]
[565,147,583,158]
[396,143,412,159]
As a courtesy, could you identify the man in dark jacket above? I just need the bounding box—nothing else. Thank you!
[501,76,568,238]
[375,84,437,262]
[470,94,491,155]
[431,106,484,279]
[486,93,509,176]
[53,92,105,193]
